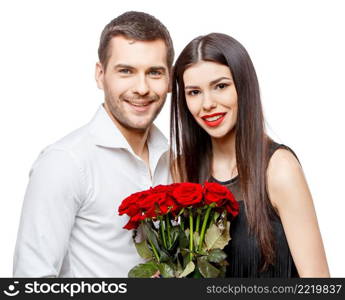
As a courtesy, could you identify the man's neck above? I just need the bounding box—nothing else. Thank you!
[121,125,150,159]
[103,104,150,162]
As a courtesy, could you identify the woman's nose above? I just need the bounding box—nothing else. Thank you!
[202,92,217,111]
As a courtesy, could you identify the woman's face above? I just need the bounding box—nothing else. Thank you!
[183,61,238,139]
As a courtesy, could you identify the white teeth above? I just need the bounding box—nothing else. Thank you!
[129,102,150,107]
[205,115,223,121]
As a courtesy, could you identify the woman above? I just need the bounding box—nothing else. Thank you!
[170,33,329,277]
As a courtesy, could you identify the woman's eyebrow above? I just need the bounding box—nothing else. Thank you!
[209,76,232,86]
[185,76,232,90]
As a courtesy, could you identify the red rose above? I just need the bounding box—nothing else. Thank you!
[140,191,180,216]
[158,194,180,215]
[139,192,165,217]
[203,182,239,216]
[119,190,153,230]
[152,184,182,214]
[118,193,139,217]
[119,184,184,230]
[151,183,181,195]
[172,183,203,207]
[123,214,142,230]
[118,190,150,217]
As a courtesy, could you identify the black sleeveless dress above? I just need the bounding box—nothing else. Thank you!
[210,143,299,278]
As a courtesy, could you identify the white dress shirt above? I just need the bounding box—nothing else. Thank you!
[13,104,171,277]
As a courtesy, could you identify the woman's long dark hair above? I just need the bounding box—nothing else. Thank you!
[170,33,275,270]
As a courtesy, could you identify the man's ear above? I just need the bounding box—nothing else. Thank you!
[168,67,174,93]
[95,62,105,90]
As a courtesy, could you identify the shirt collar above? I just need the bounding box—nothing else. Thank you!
[88,104,168,154]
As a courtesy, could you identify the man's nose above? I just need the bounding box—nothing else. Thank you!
[133,74,149,96]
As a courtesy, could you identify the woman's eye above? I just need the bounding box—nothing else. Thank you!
[216,83,228,89]
[187,90,200,96]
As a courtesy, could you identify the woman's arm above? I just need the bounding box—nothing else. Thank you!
[267,149,330,277]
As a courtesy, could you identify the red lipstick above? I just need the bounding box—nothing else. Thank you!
[201,112,226,127]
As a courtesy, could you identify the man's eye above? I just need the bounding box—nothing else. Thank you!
[149,70,162,76]
[119,69,131,74]
[187,90,200,96]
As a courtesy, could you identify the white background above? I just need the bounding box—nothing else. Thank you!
[0,0,344,277]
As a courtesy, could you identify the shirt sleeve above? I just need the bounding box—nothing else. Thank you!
[13,148,86,277]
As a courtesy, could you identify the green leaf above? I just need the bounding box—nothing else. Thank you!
[207,249,227,263]
[128,261,159,278]
[204,224,222,250]
[204,221,231,250]
[191,265,202,278]
[158,249,170,263]
[216,211,227,230]
[177,208,185,217]
[134,240,153,260]
[142,222,161,253]
[168,226,180,250]
[158,263,175,278]
[212,221,231,250]
[213,211,220,222]
[179,229,189,249]
[181,249,190,269]
[176,254,183,274]
[197,257,220,278]
[178,261,195,278]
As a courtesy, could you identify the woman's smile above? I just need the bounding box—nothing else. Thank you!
[201,112,227,127]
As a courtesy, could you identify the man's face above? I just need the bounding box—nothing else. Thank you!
[96,35,170,132]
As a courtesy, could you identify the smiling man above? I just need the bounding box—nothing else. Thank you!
[13,11,174,277]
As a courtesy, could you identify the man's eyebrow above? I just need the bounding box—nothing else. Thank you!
[148,66,167,72]
[114,64,134,69]
[113,64,167,73]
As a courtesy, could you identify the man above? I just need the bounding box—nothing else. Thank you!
[13,11,174,277]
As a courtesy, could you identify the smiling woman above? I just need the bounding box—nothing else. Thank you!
[170,33,330,278]
[184,62,238,135]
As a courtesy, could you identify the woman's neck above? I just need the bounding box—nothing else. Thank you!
[211,130,237,181]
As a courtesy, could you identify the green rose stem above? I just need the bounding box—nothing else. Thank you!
[159,217,168,249]
[148,238,160,263]
[207,211,215,230]
[180,216,184,231]
[197,204,213,252]
[189,208,194,262]
[178,208,185,231]
[165,214,172,248]
[195,210,201,234]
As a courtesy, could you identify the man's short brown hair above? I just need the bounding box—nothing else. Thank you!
[98,11,174,70]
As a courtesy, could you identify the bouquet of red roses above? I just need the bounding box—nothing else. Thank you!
[118,182,239,278]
